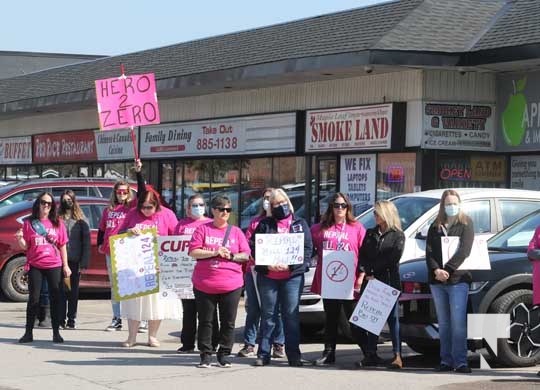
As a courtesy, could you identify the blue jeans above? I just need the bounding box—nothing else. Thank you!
[243,271,285,346]
[106,255,120,318]
[430,283,469,368]
[366,300,401,354]
[257,273,304,362]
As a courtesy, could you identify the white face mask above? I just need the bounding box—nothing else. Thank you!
[191,205,205,217]
[444,204,460,217]
[263,199,270,211]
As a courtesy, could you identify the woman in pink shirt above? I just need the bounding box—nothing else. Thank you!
[189,195,251,368]
[310,192,367,366]
[174,194,219,354]
[15,191,70,344]
[97,159,145,332]
[118,189,179,348]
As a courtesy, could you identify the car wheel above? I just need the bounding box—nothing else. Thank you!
[1,256,29,302]
[405,341,439,356]
[488,289,540,367]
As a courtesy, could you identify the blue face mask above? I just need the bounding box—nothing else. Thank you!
[191,205,205,217]
[444,204,460,217]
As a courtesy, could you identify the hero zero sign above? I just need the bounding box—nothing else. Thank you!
[95,73,160,130]
[422,102,495,151]
[305,104,393,152]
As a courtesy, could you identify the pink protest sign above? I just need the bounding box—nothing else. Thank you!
[95,73,160,131]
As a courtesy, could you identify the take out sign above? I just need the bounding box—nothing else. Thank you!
[305,104,393,152]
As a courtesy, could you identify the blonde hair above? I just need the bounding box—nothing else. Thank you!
[434,189,468,228]
[270,188,294,213]
[374,200,402,232]
[108,180,133,209]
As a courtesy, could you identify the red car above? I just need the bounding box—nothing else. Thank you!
[0,197,109,301]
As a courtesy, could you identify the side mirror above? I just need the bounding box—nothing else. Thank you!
[416,225,429,240]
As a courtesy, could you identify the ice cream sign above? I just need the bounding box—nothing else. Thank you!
[497,72,540,151]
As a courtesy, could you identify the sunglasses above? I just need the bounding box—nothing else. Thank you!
[40,200,53,207]
[141,205,155,210]
[333,203,348,209]
[215,207,232,213]
[191,203,205,207]
[116,190,129,195]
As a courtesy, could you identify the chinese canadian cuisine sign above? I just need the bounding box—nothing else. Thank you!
[305,104,393,152]
[422,102,495,151]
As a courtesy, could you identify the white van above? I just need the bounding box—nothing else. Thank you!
[299,188,540,334]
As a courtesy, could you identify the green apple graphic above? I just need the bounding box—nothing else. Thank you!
[502,77,527,146]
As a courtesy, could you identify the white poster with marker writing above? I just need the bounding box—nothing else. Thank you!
[441,236,491,270]
[321,250,356,299]
[157,235,196,300]
[254,233,304,266]
[349,279,400,335]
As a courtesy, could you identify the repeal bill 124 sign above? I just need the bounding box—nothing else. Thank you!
[95,73,160,131]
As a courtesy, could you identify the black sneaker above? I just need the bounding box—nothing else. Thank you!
[314,350,335,366]
[198,353,211,368]
[237,344,255,357]
[217,353,232,368]
[106,317,122,331]
[455,365,472,374]
[177,345,195,354]
[362,353,384,367]
[66,320,76,329]
[253,358,270,366]
[436,364,453,372]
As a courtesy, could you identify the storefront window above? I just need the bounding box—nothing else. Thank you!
[161,161,174,209]
[437,155,505,189]
[377,153,416,200]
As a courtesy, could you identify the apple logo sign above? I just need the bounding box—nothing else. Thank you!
[502,77,527,146]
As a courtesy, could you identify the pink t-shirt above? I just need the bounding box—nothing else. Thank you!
[528,225,540,305]
[119,207,178,236]
[23,218,68,269]
[99,200,137,255]
[310,221,366,295]
[190,222,251,294]
[266,215,293,280]
[174,216,212,236]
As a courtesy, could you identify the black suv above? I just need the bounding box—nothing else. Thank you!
[399,209,540,367]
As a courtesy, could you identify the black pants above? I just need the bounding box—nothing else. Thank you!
[60,261,81,324]
[26,266,63,331]
[194,287,242,355]
[181,298,220,349]
[322,298,367,351]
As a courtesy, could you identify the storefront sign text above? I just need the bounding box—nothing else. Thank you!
[0,136,32,164]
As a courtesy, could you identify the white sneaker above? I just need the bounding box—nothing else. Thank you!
[138,321,148,333]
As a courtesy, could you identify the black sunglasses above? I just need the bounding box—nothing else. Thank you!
[333,202,348,209]
[40,200,53,207]
[214,207,232,213]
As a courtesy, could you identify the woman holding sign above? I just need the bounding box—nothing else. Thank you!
[310,192,367,366]
[117,188,179,348]
[426,189,474,374]
[189,196,251,368]
[358,200,405,369]
[250,188,313,367]
[97,159,145,332]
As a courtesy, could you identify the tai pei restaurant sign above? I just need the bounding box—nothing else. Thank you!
[422,102,495,151]
[305,104,393,152]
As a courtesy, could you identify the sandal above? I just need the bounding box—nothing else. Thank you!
[147,338,160,347]
[121,340,136,348]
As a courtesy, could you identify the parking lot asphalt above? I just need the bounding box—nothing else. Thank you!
[0,297,538,390]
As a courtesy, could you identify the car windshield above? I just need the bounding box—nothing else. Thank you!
[488,209,540,251]
[357,196,439,230]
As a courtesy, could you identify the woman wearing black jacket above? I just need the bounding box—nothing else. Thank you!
[358,200,405,369]
[250,188,313,367]
[426,189,474,374]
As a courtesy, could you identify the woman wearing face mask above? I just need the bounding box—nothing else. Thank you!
[238,188,285,359]
[426,189,474,374]
[174,194,220,354]
[250,188,313,367]
[58,190,91,329]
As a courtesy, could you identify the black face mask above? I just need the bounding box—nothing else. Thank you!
[62,199,73,209]
[271,204,290,220]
